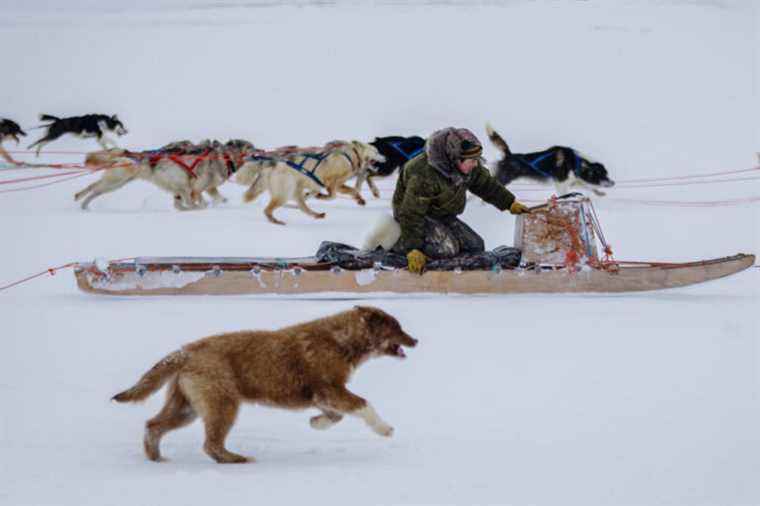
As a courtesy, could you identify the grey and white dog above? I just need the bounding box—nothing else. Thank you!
[74,139,255,211]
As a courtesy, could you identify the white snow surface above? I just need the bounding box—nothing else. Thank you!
[1,1,758,505]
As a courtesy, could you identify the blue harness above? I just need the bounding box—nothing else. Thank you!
[285,152,328,188]
[516,149,581,178]
[389,141,424,161]
[246,150,355,189]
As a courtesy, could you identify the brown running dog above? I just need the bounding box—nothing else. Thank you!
[112,306,418,464]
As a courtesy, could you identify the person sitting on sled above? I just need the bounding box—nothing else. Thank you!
[391,127,530,274]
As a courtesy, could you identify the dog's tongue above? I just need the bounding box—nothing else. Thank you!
[396,346,406,359]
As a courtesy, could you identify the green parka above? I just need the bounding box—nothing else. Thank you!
[392,153,515,252]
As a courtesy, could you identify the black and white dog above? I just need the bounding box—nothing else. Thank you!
[0,118,27,164]
[355,135,426,197]
[27,113,128,156]
[486,124,614,196]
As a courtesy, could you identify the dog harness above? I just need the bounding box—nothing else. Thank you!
[341,147,362,172]
[247,152,328,188]
[167,150,210,178]
[222,152,244,177]
[515,150,582,178]
[245,145,364,189]
[285,152,330,188]
[141,149,210,178]
[389,141,424,161]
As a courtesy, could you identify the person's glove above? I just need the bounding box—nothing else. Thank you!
[509,201,531,215]
[406,249,427,275]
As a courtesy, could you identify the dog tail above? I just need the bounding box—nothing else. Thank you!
[485,123,511,156]
[362,213,402,251]
[39,114,59,123]
[112,350,188,403]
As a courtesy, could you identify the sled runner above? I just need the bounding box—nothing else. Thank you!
[73,196,754,296]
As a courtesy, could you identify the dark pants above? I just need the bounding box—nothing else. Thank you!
[393,216,485,259]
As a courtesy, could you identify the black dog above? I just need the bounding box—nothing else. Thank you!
[486,124,614,196]
[355,135,426,197]
[27,113,128,156]
[0,118,27,164]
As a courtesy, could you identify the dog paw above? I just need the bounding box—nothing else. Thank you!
[314,212,326,220]
[208,450,254,464]
[373,423,394,437]
[356,198,366,206]
[371,190,381,199]
[218,455,252,464]
[310,415,334,430]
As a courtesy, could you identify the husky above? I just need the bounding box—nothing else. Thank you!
[0,118,26,164]
[354,135,426,198]
[112,306,418,464]
[486,123,614,196]
[235,140,385,225]
[74,139,253,210]
[27,113,128,156]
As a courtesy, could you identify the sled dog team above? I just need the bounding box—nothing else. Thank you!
[1,114,614,225]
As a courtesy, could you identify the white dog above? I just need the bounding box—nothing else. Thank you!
[235,140,384,225]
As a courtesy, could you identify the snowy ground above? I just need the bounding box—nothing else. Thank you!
[1,1,758,505]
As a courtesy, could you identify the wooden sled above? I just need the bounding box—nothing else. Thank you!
[73,197,755,296]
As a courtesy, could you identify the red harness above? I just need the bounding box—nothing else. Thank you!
[222,152,244,177]
[146,149,210,178]
[167,149,210,178]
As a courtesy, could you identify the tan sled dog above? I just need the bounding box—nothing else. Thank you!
[74,141,251,210]
[112,306,418,464]
[235,141,384,225]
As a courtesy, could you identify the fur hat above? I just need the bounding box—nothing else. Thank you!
[459,139,483,159]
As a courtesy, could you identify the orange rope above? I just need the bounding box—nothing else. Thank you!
[0,257,135,292]
[0,262,78,292]
[0,171,93,194]
[0,169,89,185]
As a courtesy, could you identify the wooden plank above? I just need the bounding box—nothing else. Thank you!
[74,253,755,296]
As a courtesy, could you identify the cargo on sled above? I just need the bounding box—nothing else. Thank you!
[74,196,754,296]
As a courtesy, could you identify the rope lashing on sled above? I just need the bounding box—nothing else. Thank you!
[526,197,585,271]
[587,199,615,263]
[527,196,617,271]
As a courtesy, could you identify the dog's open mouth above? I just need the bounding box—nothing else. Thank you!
[388,343,407,359]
